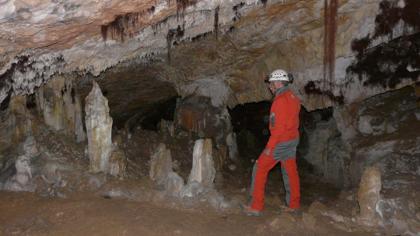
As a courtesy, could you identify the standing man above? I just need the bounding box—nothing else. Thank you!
[243,69,301,216]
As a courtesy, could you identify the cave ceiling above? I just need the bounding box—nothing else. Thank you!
[0,0,419,110]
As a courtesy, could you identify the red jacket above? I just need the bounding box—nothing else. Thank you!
[267,87,300,148]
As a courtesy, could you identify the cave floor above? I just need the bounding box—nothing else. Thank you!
[0,191,373,236]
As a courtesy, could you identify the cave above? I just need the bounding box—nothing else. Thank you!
[0,0,419,235]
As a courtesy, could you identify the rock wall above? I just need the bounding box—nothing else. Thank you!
[302,85,419,187]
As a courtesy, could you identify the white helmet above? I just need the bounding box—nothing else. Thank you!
[268,69,289,82]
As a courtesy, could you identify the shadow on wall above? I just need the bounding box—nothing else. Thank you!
[347,0,420,88]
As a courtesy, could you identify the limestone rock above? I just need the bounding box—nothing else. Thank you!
[0,95,34,153]
[0,0,417,115]
[226,132,238,161]
[267,214,296,232]
[357,166,382,226]
[159,119,175,137]
[175,96,232,145]
[3,155,35,192]
[22,136,38,157]
[358,115,374,135]
[308,201,328,215]
[149,143,173,186]
[164,172,185,198]
[180,181,204,199]
[205,189,230,210]
[108,148,127,177]
[149,143,186,197]
[188,139,216,188]
[36,75,86,142]
[301,115,351,187]
[85,81,113,173]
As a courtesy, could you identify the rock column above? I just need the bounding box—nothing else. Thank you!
[188,138,216,188]
[85,82,113,173]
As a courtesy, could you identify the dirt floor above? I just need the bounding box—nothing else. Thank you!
[0,190,372,236]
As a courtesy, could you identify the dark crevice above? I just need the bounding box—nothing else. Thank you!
[348,32,420,88]
[214,6,220,39]
[232,2,245,22]
[167,25,185,63]
[304,81,344,104]
[0,90,12,111]
[229,101,271,164]
[139,97,178,131]
[26,94,37,110]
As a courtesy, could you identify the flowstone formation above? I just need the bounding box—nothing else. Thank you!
[85,81,113,173]
[36,75,85,142]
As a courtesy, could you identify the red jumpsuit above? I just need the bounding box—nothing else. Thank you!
[250,86,301,211]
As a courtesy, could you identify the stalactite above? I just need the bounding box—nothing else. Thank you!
[323,0,338,105]
[214,6,220,39]
[166,25,185,64]
[100,7,156,42]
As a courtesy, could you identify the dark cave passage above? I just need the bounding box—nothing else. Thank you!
[229,101,342,206]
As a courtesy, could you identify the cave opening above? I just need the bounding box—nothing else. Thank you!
[135,96,178,131]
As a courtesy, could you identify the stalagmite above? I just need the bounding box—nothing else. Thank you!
[150,143,173,186]
[357,166,382,226]
[188,139,215,188]
[150,143,185,197]
[108,148,127,177]
[3,136,38,192]
[85,81,113,173]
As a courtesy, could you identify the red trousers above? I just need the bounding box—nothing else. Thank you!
[249,149,300,211]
